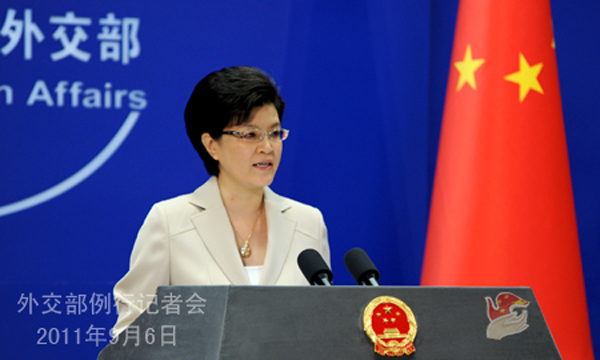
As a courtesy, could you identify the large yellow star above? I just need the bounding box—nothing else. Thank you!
[454,44,485,91]
[504,53,544,102]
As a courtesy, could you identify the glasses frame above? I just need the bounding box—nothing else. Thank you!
[221,128,290,142]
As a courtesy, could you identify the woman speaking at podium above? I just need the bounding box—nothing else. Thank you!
[111,66,330,335]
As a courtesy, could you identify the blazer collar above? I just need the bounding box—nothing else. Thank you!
[261,186,295,285]
[188,177,295,285]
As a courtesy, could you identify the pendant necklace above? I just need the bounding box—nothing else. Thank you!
[229,203,263,258]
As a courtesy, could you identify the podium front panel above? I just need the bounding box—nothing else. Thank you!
[98,286,561,359]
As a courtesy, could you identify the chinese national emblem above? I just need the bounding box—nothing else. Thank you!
[363,296,417,356]
[485,292,530,340]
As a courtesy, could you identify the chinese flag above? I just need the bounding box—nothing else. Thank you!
[421,0,595,359]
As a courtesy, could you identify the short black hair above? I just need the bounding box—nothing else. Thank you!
[184,66,285,176]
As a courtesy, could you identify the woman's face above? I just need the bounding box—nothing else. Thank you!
[207,104,283,192]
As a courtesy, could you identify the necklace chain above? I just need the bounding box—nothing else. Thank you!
[227,202,263,258]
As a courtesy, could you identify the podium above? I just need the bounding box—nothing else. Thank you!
[98,286,561,359]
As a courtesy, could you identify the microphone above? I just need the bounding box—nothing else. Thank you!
[344,247,380,286]
[297,249,333,286]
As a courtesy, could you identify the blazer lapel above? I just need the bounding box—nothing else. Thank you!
[260,187,296,285]
[188,177,250,285]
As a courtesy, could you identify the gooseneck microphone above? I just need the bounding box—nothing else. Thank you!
[344,247,380,286]
[297,249,333,286]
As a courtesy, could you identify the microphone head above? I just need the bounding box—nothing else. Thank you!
[297,249,333,285]
[344,247,380,285]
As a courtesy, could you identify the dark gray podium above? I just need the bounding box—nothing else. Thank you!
[98,286,561,359]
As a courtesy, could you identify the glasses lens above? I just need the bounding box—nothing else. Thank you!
[243,130,263,142]
[270,129,282,141]
[268,129,289,141]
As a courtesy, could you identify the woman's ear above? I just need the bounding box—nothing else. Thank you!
[201,133,219,160]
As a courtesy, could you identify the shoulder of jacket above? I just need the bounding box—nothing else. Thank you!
[150,191,202,236]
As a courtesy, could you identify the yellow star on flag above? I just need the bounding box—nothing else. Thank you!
[454,44,485,91]
[504,53,544,102]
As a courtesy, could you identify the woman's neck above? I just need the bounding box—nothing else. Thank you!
[217,177,264,217]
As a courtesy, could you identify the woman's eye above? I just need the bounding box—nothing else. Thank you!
[244,130,260,139]
[270,130,282,138]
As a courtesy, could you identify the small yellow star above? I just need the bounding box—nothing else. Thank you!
[384,318,389,323]
[504,53,544,102]
[391,318,396,323]
[454,44,485,91]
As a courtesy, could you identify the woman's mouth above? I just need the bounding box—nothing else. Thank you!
[253,161,273,168]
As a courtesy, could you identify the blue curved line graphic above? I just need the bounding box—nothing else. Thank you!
[0,111,140,218]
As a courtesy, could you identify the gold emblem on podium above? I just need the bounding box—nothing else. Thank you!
[363,296,417,356]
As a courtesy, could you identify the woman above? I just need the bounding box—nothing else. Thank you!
[112,66,330,335]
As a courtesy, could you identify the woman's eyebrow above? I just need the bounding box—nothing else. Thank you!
[242,122,281,129]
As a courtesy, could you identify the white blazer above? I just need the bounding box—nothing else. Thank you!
[112,176,330,334]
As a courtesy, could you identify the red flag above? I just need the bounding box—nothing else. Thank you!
[421,1,595,358]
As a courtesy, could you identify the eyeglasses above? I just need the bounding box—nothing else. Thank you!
[221,128,290,142]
